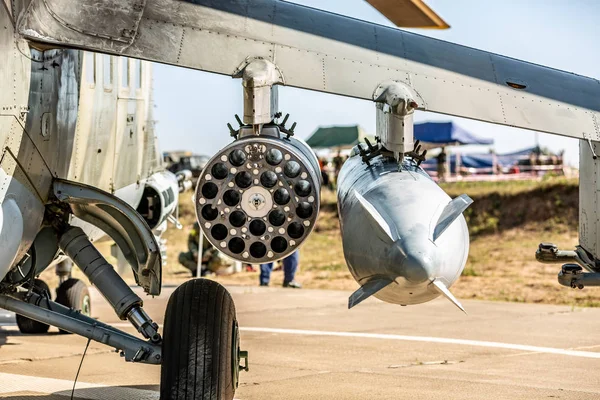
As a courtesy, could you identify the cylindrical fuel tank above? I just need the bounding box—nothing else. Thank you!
[337,145,469,306]
[195,126,321,264]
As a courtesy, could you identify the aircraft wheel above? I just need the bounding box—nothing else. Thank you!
[16,279,51,334]
[161,278,238,400]
[55,278,91,334]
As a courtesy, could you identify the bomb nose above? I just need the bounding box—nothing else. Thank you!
[402,250,434,283]
[393,236,436,284]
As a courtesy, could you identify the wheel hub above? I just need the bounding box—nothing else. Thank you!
[231,321,248,389]
[82,295,91,316]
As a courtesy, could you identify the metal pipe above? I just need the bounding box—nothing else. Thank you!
[59,226,161,342]
[0,294,161,364]
[19,291,141,341]
[59,227,142,319]
[536,243,579,264]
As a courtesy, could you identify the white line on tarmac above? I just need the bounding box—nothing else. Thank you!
[89,323,600,359]
[240,327,600,359]
[9,321,600,359]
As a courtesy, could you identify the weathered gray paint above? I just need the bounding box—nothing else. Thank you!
[579,140,600,262]
[0,4,166,282]
[54,180,162,294]
[15,0,600,141]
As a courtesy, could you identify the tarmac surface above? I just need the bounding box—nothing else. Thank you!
[0,284,599,399]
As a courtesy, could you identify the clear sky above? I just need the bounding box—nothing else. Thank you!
[153,0,600,166]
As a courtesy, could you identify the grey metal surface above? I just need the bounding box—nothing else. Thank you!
[0,7,74,276]
[579,140,600,265]
[0,2,169,284]
[347,277,392,309]
[235,58,284,126]
[15,0,600,140]
[54,180,162,294]
[13,290,140,339]
[432,194,473,242]
[536,243,579,265]
[337,148,469,307]
[373,80,419,160]
[59,226,162,341]
[563,272,600,288]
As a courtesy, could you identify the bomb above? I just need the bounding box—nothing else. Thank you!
[337,143,472,311]
[195,124,320,263]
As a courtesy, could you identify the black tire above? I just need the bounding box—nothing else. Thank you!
[55,278,91,334]
[161,278,239,400]
[16,279,51,334]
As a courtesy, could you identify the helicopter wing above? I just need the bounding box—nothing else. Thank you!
[14,0,600,141]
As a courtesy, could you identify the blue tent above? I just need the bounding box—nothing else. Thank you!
[422,154,499,174]
[415,122,493,147]
[422,147,537,174]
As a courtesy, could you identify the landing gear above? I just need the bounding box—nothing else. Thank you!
[161,279,243,400]
[16,279,51,334]
[55,278,91,334]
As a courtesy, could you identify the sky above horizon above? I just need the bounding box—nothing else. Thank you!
[153,0,600,167]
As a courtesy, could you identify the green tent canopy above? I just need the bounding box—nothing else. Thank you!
[305,125,373,149]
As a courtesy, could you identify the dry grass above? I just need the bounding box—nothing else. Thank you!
[455,226,590,306]
[42,177,600,308]
[440,177,578,197]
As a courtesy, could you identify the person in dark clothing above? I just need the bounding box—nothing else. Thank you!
[436,147,447,182]
[178,222,231,276]
[333,151,344,187]
[259,250,301,288]
[319,158,330,188]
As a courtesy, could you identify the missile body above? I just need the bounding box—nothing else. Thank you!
[337,147,472,311]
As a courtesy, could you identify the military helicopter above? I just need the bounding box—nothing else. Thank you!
[2,1,600,399]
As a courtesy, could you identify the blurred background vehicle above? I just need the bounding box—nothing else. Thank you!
[164,151,211,183]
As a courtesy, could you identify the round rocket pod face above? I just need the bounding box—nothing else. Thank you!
[195,134,321,263]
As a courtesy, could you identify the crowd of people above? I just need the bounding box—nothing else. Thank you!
[319,150,347,189]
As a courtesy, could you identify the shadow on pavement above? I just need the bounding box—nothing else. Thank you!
[0,329,62,340]
[1,384,159,399]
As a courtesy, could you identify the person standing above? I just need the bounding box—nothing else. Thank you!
[436,147,447,182]
[333,151,344,188]
[319,158,330,188]
[260,250,301,288]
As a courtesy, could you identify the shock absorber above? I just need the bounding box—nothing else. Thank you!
[59,226,161,343]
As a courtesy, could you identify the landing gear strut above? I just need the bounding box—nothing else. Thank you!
[4,179,248,397]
